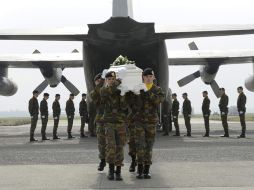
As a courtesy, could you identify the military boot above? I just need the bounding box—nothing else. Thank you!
[68,133,75,139]
[203,132,209,137]
[136,164,144,179]
[98,159,106,171]
[42,135,50,141]
[115,166,123,181]
[129,156,137,172]
[53,135,60,140]
[173,131,180,136]
[143,165,151,179]
[30,136,38,142]
[107,164,115,180]
[237,133,246,138]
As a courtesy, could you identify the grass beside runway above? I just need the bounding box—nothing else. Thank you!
[0,117,31,126]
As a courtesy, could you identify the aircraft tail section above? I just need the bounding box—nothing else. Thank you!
[112,0,133,18]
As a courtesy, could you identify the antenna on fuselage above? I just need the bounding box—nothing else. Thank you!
[112,0,133,18]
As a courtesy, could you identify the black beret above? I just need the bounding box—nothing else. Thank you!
[142,68,154,76]
[182,92,188,96]
[55,94,60,97]
[82,93,86,96]
[105,71,116,78]
[203,91,208,94]
[219,88,225,91]
[70,93,75,96]
[32,90,39,94]
[44,93,49,97]
[172,93,177,97]
[94,73,102,81]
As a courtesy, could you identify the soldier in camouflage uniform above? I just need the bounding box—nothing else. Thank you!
[182,93,192,137]
[237,86,247,138]
[65,94,75,139]
[52,94,61,140]
[79,93,88,138]
[28,90,39,142]
[125,91,138,172]
[202,91,211,137]
[135,68,165,179]
[172,93,180,136]
[219,88,229,137]
[90,73,106,171]
[100,71,128,181]
[40,93,50,140]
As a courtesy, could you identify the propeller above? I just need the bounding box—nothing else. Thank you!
[33,49,80,95]
[177,42,221,98]
[61,76,80,96]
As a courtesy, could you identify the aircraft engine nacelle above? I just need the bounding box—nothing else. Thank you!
[0,77,18,96]
[245,75,254,92]
[200,65,219,84]
[40,68,62,87]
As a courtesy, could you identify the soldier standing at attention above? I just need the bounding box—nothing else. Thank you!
[237,86,247,138]
[40,93,50,140]
[90,73,106,171]
[135,68,165,179]
[28,90,39,142]
[66,94,75,139]
[219,88,229,137]
[202,91,211,137]
[79,93,88,138]
[52,94,61,140]
[100,71,127,181]
[172,93,180,136]
[182,93,192,137]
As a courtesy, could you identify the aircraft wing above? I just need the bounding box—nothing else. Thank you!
[0,53,84,68]
[156,25,254,39]
[168,50,254,65]
[0,27,88,41]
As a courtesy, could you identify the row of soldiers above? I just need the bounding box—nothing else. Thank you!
[90,68,164,181]
[167,87,247,138]
[28,92,90,142]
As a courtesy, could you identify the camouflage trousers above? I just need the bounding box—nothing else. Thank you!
[96,122,106,160]
[105,123,126,166]
[135,121,156,165]
[128,124,137,157]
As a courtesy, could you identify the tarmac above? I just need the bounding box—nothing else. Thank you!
[0,118,254,190]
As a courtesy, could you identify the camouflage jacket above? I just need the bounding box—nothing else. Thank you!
[219,94,228,112]
[182,98,192,115]
[40,99,48,116]
[237,92,246,112]
[65,99,75,116]
[90,84,104,123]
[172,99,179,116]
[52,100,61,117]
[28,97,39,116]
[135,84,165,124]
[202,97,210,115]
[100,80,128,123]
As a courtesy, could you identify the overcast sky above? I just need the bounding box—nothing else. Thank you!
[0,0,254,114]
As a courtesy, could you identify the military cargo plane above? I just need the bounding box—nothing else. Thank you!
[1,0,254,130]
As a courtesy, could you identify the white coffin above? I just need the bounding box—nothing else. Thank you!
[103,64,146,95]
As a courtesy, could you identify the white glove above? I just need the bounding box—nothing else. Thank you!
[41,116,46,119]
[188,115,191,118]
[239,111,244,115]
[204,115,209,117]
[80,116,83,118]
[173,116,177,119]
[54,117,58,120]
[68,116,72,119]
[31,116,33,119]
[221,112,225,115]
